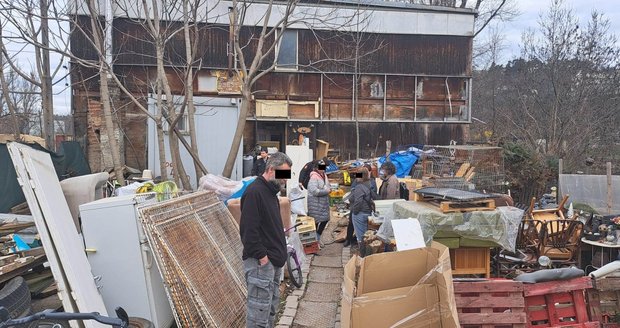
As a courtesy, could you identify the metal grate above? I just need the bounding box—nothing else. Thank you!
[307,267,344,284]
[302,282,342,302]
[138,191,246,328]
[412,145,506,192]
[415,187,493,201]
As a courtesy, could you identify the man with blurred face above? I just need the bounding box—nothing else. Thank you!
[240,152,293,328]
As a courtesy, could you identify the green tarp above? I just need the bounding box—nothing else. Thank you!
[0,141,91,213]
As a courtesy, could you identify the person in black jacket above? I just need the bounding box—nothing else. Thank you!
[349,167,378,247]
[251,148,269,176]
[240,152,292,328]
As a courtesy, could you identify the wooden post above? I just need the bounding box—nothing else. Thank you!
[558,158,563,200]
[385,140,391,161]
[607,162,612,215]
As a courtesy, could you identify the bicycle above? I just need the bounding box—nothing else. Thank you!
[0,306,129,328]
[285,222,304,288]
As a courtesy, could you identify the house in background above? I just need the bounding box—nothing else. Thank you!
[70,0,475,181]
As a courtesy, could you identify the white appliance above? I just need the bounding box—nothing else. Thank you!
[79,194,174,328]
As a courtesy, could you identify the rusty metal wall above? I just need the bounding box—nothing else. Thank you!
[71,17,471,76]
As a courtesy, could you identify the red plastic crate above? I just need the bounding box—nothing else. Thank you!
[454,279,527,328]
[523,276,600,328]
[302,241,319,255]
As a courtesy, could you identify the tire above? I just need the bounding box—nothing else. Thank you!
[0,277,31,320]
[129,317,155,328]
[286,252,303,288]
[26,319,70,328]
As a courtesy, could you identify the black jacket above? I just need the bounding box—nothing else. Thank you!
[251,157,267,176]
[350,181,378,214]
[240,176,287,267]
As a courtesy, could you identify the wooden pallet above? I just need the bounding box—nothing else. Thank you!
[439,199,496,213]
[454,279,527,328]
[587,277,620,325]
[523,276,599,328]
[413,193,496,213]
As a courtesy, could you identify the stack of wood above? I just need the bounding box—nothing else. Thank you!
[454,162,476,182]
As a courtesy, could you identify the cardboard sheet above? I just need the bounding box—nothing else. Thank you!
[392,218,426,251]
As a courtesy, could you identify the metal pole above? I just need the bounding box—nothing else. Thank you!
[607,162,612,215]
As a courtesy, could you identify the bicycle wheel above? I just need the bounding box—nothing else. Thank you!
[286,252,303,288]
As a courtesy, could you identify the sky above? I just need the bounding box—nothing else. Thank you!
[495,0,620,63]
[3,0,620,116]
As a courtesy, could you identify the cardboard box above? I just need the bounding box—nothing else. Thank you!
[342,242,459,328]
[227,196,291,230]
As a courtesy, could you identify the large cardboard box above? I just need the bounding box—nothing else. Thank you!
[227,196,291,230]
[342,242,459,328]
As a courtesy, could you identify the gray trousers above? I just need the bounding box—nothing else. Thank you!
[244,258,283,328]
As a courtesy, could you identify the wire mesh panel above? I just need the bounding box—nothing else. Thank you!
[138,191,246,328]
[413,145,505,192]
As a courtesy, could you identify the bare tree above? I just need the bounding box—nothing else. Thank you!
[474,0,620,173]
[0,0,62,149]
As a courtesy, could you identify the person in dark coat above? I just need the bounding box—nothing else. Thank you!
[240,152,292,328]
[251,148,268,176]
[348,167,378,246]
[345,165,377,247]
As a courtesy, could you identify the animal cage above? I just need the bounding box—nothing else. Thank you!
[412,145,506,192]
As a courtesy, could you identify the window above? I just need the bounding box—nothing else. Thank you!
[276,30,298,69]
[162,108,189,134]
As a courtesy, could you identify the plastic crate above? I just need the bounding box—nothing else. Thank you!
[302,241,320,255]
[454,279,526,328]
[299,231,317,243]
[296,216,316,234]
[523,276,599,328]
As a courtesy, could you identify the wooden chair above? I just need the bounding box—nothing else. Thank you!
[495,219,545,277]
[539,219,584,266]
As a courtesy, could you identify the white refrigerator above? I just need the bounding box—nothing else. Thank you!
[79,194,174,328]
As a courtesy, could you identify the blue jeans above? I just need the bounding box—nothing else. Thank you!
[352,212,370,243]
[243,258,283,327]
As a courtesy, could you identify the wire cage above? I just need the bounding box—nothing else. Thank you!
[412,145,506,192]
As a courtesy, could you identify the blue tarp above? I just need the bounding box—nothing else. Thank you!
[378,151,419,178]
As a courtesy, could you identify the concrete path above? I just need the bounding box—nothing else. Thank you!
[276,217,351,328]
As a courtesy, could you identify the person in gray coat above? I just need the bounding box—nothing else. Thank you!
[307,160,331,245]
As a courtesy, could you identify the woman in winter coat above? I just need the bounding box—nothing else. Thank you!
[307,161,331,245]
[349,167,378,245]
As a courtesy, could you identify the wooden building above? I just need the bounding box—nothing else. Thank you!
[70,0,475,179]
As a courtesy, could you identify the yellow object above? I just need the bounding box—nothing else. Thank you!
[343,171,351,186]
[136,182,155,194]
[152,181,179,201]
[330,188,345,198]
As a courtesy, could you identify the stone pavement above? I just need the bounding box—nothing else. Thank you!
[276,217,351,328]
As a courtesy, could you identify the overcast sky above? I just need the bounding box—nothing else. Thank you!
[4,0,620,116]
[497,0,620,63]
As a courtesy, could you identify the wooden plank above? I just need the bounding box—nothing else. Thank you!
[457,312,527,325]
[9,143,107,328]
[586,289,603,322]
[454,281,524,293]
[0,254,18,266]
[523,277,593,297]
[595,278,620,292]
[455,162,470,177]
[456,296,524,308]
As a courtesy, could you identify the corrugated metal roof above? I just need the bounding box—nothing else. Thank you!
[318,0,476,14]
